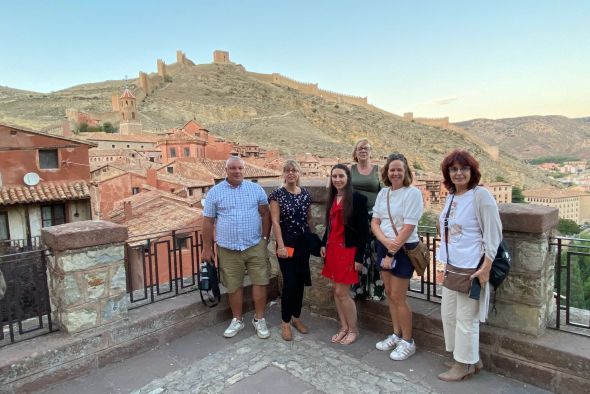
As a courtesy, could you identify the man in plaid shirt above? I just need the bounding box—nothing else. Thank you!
[202,156,272,339]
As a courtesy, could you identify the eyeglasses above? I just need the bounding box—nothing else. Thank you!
[284,168,299,173]
[449,166,470,174]
[357,146,371,151]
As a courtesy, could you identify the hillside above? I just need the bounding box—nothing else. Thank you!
[456,116,590,160]
[0,63,557,188]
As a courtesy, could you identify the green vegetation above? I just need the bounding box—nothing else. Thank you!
[557,233,590,310]
[102,122,116,133]
[413,162,423,170]
[495,175,506,182]
[529,155,579,165]
[419,210,438,229]
[557,219,581,236]
[78,121,117,133]
[512,186,526,203]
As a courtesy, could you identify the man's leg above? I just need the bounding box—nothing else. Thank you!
[228,286,244,320]
[252,284,267,320]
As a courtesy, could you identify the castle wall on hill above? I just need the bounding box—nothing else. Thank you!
[414,117,449,129]
[247,72,370,108]
[213,50,230,64]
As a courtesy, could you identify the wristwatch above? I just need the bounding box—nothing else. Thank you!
[386,251,394,258]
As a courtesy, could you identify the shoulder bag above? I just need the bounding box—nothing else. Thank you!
[441,194,480,297]
[386,189,429,276]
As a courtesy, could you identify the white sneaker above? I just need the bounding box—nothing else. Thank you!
[252,317,270,339]
[223,318,244,338]
[389,339,416,361]
[376,333,402,351]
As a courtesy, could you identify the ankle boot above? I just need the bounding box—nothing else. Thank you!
[444,358,483,374]
[438,362,475,382]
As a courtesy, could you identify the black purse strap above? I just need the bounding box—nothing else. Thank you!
[444,194,455,264]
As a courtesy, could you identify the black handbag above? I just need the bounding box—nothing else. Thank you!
[199,260,221,307]
[490,240,511,290]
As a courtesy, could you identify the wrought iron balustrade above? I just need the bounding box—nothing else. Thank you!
[550,236,590,336]
[125,227,205,308]
[406,226,442,301]
[0,249,55,347]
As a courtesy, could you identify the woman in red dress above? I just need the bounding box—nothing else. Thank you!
[321,164,368,345]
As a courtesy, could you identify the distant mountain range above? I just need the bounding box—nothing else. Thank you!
[456,116,590,160]
[0,63,577,188]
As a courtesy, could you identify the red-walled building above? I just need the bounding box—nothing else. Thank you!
[0,123,95,250]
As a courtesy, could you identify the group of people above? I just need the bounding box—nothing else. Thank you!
[201,142,502,382]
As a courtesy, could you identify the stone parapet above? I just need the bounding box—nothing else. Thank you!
[41,221,129,334]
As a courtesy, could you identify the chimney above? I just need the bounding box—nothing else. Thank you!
[62,120,72,137]
[147,168,157,187]
[123,201,133,221]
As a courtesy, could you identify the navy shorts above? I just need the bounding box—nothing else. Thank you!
[375,240,416,279]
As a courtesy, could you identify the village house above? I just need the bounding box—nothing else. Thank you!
[108,190,202,290]
[156,129,207,163]
[524,188,585,224]
[482,182,513,204]
[0,123,94,251]
[296,153,322,177]
[78,132,160,150]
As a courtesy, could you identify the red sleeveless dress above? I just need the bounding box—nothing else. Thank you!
[321,199,358,284]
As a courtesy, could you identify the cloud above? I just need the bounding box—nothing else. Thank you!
[429,96,460,106]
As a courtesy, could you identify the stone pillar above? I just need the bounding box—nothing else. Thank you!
[487,204,559,336]
[262,179,337,318]
[41,220,129,334]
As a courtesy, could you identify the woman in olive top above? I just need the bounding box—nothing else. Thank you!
[350,139,384,300]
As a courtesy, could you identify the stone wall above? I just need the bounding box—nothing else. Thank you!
[42,220,129,333]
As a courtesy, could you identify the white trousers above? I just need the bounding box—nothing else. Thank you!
[441,286,480,364]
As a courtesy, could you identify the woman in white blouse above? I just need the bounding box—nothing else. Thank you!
[437,150,502,382]
[371,153,424,361]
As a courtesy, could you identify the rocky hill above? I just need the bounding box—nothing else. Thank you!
[456,116,590,160]
[0,64,559,188]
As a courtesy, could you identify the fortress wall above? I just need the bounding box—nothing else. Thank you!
[317,87,368,107]
[157,59,167,78]
[246,72,274,83]
[414,117,450,129]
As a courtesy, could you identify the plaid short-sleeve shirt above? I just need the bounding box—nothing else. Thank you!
[203,180,268,251]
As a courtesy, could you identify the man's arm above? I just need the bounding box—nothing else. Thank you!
[201,216,215,263]
[258,204,271,240]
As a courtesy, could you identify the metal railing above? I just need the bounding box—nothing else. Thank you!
[0,236,43,254]
[0,249,56,347]
[550,236,590,336]
[125,227,204,308]
[407,227,442,302]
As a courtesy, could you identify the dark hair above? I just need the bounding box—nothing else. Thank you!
[326,164,353,227]
[440,149,481,193]
[381,153,413,187]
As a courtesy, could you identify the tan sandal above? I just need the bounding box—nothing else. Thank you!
[340,331,359,345]
[291,319,309,334]
[331,328,348,343]
[281,323,293,341]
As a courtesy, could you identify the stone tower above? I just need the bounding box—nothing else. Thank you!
[118,88,142,134]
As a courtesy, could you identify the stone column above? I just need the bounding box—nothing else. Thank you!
[262,179,337,318]
[487,204,559,336]
[41,220,129,334]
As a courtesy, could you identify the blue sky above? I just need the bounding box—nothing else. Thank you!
[1,0,588,121]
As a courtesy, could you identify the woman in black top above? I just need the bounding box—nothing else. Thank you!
[269,160,313,341]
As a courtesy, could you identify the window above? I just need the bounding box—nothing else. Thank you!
[0,212,9,240]
[183,147,190,157]
[39,149,59,169]
[112,144,116,148]
[170,148,177,157]
[167,166,174,174]
[41,204,66,227]
[149,157,155,162]
[174,235,189,250]
[132,187,140,195]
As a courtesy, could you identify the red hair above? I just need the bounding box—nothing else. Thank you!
[440,150,481,193]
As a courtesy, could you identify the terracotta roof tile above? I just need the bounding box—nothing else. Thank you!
[80,132,160,143]
[0,181,90,205]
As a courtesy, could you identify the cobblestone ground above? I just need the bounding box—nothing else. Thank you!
[131,332,434,394]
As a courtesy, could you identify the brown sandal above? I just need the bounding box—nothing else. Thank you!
[281,323,293,341]
[340,331,359,345]
[291,319,309,334]
[331,328,348,343]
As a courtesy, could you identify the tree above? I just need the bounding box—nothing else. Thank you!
[78,122,88,133]
[103,122,116,133]
[512,186,526,203]
[419,210,438,233]
[557,219,581,236]
[495,175,507,182]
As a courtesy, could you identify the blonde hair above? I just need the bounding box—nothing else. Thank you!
[352,138,372,162]
[282,159,302,186]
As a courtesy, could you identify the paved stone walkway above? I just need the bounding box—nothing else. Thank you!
[42,303,550,394]
[132,333,432,394]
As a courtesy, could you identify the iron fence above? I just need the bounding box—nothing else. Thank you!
[0,249,55,347]
[125,227,205,308]
[406,227,442,302]
[550,236,590,336]
[0,236,43,254]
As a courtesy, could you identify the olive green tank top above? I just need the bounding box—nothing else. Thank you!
[351,164,381,212]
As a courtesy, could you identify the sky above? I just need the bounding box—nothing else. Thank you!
[1,1,588,121]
